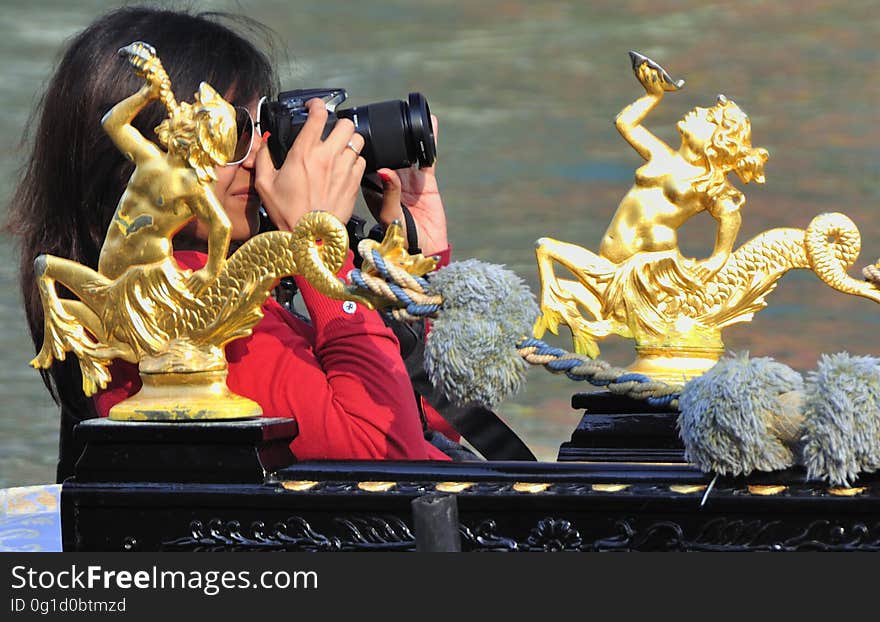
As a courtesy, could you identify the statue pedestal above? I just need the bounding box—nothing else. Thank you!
[108,370,264,421]
[627,344,724,385]
[557,391,684,463]
[69,417,298,484]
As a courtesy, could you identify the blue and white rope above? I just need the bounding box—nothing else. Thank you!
[515,337,681,407]
[348,243,682,407]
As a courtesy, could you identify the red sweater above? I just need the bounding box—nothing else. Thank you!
[94,249,451,461]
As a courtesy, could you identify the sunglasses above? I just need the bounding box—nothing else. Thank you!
[225,105,257,166]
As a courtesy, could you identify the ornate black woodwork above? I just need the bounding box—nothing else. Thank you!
[60,393,880,552]
[558,391,684,462]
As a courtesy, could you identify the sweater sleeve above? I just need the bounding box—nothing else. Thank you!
[431,246,451,269]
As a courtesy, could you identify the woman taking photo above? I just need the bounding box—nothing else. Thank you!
[6,6,457,479]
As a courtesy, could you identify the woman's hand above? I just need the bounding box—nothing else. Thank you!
[255,99,366,231]
[361,115,448,256]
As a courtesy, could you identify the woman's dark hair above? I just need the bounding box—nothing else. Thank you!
[4,6,280,480]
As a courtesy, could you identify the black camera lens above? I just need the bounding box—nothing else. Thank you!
[337,93,436,172]
[260,90,436,173]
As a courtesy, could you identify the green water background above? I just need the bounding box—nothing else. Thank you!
[1,0,878,485]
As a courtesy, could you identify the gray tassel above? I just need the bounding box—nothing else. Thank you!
[802,352,880,487]
[677,351,803,476]
[424,259,539,408]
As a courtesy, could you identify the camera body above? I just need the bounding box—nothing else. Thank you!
[259,88,436,172]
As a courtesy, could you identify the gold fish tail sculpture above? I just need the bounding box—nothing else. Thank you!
[31,211,360,419]
[690,212,880,330]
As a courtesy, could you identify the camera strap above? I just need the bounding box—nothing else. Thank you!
[387,316,537,462]
[348,208,421,259]
[398,204,421,255]
[348,216,536,461]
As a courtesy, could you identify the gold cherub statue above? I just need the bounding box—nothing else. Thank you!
[534,51,880,382]
[29,42,373,420]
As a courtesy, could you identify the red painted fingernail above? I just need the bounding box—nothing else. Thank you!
[262,131,271,142]
[378,171,392,184]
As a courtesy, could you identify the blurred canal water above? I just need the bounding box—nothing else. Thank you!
[1,0,878,485]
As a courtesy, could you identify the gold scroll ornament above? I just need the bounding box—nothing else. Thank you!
[30,42,429,421]
[534,51,880,383]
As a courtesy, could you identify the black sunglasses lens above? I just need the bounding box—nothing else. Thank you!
[258,99,274,134]
[232,107,254,162]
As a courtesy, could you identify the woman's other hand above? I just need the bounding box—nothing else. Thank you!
[362,114,448,256]
[255,98,366,231]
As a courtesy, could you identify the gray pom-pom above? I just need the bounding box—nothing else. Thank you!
[802,352,880,487]
[424,259,539,408]
[678,352,803,476]
[427,259,538,332]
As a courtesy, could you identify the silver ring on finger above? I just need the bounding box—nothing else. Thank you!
[346,141,360,154]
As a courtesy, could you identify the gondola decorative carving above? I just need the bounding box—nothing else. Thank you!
[156,515,880,552]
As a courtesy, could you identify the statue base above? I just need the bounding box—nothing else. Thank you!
[627,343,725,384]
[557,390,684,462]
[108,370,262,421]
[70,417,298,483]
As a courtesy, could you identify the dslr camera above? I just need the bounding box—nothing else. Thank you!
[258,88,436,172]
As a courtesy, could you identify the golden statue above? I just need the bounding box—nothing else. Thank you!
[29,42,391,421]
[534,51,880,383]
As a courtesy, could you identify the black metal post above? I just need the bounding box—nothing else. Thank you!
[411,493,461,552]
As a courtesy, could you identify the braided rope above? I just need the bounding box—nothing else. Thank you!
[349,242,442,319]
[348,244,682,408]
[517,338,681,408]
[368,249,432,292]
[863,263,880,286]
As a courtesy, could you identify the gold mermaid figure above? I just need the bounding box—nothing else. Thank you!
[534,52,879,380]
[599,64,767,283]
[30,42,359,419]
[32,42,236,384]
[535,52,768,366]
